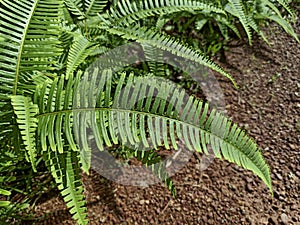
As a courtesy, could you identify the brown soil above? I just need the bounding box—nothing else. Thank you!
[26,22,300,225]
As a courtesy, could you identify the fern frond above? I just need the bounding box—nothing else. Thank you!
[275,0,296,21]
[0,103,21,153]
[258,0,299,43]
[64,0,107,19]
[84,0,107,17]
[142,43,167,77]
[36,69,271,192]
[0,0,63,97]
[99,0,225,27]
[64,0,86,20]
[217,16,242,39]
[267,14,300,43]
[45,150,88,225]
[225,0,253,44]
[10,96,39,172]
[246,15,269,44]
[66,33,96,79]
[106,25,237,87]
[35,73,80,153]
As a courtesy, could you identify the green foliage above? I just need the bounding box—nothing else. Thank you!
[1,0,298,224]
[155,0,299,54]
[0,149,33,224]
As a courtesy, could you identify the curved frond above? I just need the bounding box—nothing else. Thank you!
[64,0,86,20]
[267,14,300,43]
[45,150,88,225]
[0,0,63,97]
[0,103,22,153]
[36,69,272,193]
[10,95,39,171]
[64,0,107,19]
[84,0,107,17]
[106,25,237,87]
[66,33,96,79]
[99,0,225,27]
[275,0,296,21]
[225,0,253,44]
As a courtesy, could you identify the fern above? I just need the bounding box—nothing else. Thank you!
[276,0,296,21]
[225,0,253,44]
[106,25,238,87]
[0,0,63,96]
[84,0,107,17]
[35,69,272,192]
[11,96,39,171]
[45,150,88,225]
[1,0,289,224]
[64,0,107,19]
[64,0,86,20]
[99,0,225,27]
[66,33,96,79]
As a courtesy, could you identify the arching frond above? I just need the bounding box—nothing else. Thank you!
[106,25,237,87]
[10,96,39,171]
[255,0,299,43]
[66,33,96,79]
[35,69,272,193]
[266,14,300,43]
[64,0,107,19]
[0,0,64,97]
[45,150,88,225]
[99,0,225,27]
[225,0,253,44]
[84,0,107,17]
[275,0,296,21]
[64,0,86,20]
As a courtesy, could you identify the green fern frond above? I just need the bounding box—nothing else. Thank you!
[142,43,167,77]
[84,0,107,17]
[99,0,225,27]
[36,69,271,193]
[258,0,299,43]
[217,16,242,39]
[66,33,96,79]
[267,14,300,43]
[275,0,296,21]
[246,15,269,44]
[225,0,253,44]
[45,150,88,225]
[35,73,80,153]
[64,0,107,19]
[0,103,21,153]
[106,25,237,87]
[10,95,39,172]
[0,0,63,96]
[64,0,86,20]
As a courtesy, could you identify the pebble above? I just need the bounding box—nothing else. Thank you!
[291,204,298,210]
[246,183,254,192]
[280,213,289,224]
[275,173,283,180]
[289,144,296,150]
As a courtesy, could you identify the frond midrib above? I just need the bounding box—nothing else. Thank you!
[36,106,266,174]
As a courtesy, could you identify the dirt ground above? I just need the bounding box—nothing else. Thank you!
[27,20,300,225]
